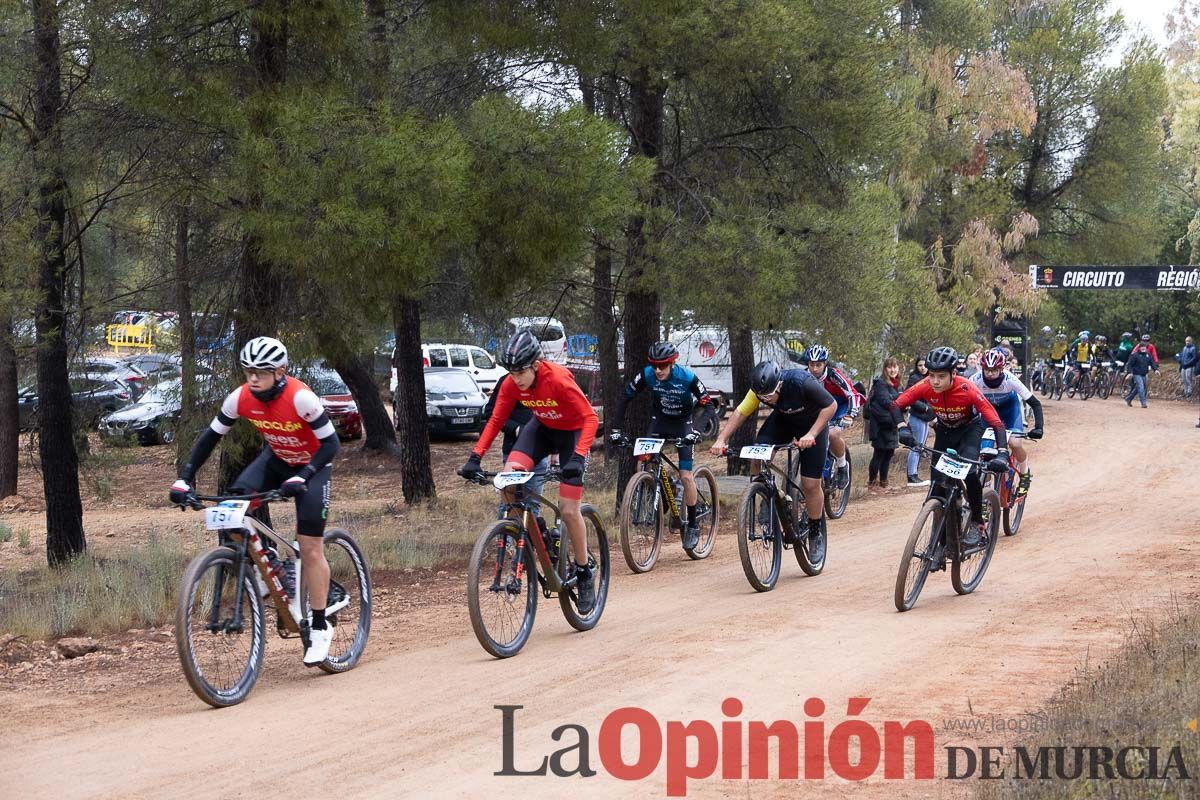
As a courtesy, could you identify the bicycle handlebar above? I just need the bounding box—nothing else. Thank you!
[178,489,283,511]
[462,467,563,486]
[613,435,701,449]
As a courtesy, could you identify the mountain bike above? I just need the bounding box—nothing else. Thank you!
[724,443,826,592]
[1065,362,1093,399]
[1043,360,1067,401]
[175,491,371,707]
[980,430,1032,536]
[1099,362,1113,400]
[1028,359,1046,393]
[894,444,1001,612]
[464,469,610,658]
[821,418,854,520]
[615,436,718,573]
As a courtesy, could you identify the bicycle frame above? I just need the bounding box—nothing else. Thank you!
[750,445,807,538]
[489,479,574,596]
[631,441,691,527]
[193,493,303,635]
[912,445,992,558]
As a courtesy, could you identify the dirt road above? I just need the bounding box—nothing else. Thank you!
[4,399,1199,799]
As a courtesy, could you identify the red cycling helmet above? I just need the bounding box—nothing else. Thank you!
[981,349,1006,371]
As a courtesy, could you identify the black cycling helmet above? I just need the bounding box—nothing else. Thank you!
[925,346,959,372]
[499,329,542,371]
[648,341,678,366]
[749,360,782,395]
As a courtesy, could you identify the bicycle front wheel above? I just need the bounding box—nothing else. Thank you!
[737,484,782,592]
[175,546,266,708]
[559,504,610,631]
[311,529,372,674]
[952,490,1000,594]
[468,521,537,658]
[619,471,663,573]
[824,451,851,520]
[686,467,719,559]
[895,499,942,612]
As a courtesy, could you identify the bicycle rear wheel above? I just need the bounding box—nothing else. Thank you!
[686,467,719,559]
[952,490,1000,594]
[175,546,266,708]
[1002,468,1025,536]
[311,529,372,674]
[737,484,782,591]
[468,521,537,658]
[1052,372,1065,401]
[559,504,610,631]
[619,471,663,573]
[824,451,851,520]
[1080,374,1093,400]
[895,500,942,612]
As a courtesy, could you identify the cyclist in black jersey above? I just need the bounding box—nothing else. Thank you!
[711,361,837,546]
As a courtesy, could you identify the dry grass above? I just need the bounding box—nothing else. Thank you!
[976,598,1200,799]
[0,533,190,640]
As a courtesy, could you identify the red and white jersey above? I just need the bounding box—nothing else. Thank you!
[212,379,334,466]
[815,365,864,414]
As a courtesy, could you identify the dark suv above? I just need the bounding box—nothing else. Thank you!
[412,367,487,436]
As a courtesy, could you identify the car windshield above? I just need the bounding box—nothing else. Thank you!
[529,324,564,342]
[69,378,105,393]
[425,371,478,395]
[139,381,182,405]
[309,375,349,395]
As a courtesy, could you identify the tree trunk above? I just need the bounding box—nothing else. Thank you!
[725,323,756,476]
[32,0,85,566]
[220,3,288,514]
[173,204,197,468]
[393,295,435,502]
[324,348,396,452]
[614,65,665,502]
[0,314,17,498]
[593,242,620,464]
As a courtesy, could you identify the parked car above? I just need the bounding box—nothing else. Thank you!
[409,367,487,436]
[508,316,569,363]
[121,352,183,383]
[99,379,183,445]
[305,371,363,441]
[77,357,148,398]
[19,376,135,431]
[391,343,506,396]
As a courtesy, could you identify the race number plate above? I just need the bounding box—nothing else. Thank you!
[739,444,776,460]
[493,472,534,489]
[934,454,972,480]
[634,438,665,456]
[204,500,250,531]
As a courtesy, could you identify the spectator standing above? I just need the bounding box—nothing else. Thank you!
[1177,336,1196,398]
[867,358,902,494]
[905,357,931,487]
[1124,342,1158,408]
[964,350,982,379]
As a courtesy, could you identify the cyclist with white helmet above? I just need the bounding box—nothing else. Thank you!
[971,349,1044,496]
[799,344,864,489]
[169,336,344,666]
[1067,331,1092,387]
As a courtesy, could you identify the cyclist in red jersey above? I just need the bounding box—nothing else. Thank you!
[460,330,600,613]
[169,337,343,666]
[888,346,1008,547]
[800,344,864,488]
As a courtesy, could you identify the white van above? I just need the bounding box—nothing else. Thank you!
[508,316,568,364]
[391,343,506,395]
[671,326,806,409]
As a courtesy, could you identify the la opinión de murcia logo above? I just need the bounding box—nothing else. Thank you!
[495,699,1192,796]
[497,697,935,796]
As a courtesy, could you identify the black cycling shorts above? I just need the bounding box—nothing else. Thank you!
[755,411,829,480]
[509,419,586,500]
[232,449,332,537]
[932,416,985,462]
[648,415,694,470]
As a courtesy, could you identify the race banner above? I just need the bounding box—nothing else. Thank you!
[1030,264,1200,291]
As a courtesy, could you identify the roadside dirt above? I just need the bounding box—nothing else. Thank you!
[3,398,1199,798]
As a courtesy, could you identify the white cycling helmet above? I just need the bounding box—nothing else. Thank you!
[239,336,289,370]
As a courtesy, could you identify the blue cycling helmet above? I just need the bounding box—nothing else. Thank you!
[804,344,829,363]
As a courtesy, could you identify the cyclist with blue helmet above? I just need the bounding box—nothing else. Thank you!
[800,344,863,490]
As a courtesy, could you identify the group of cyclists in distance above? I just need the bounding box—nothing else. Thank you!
[167,328,1049,661]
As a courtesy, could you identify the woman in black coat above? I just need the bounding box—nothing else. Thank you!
[867,357,902,493]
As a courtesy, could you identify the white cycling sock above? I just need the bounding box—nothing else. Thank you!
[835,454,848,467]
